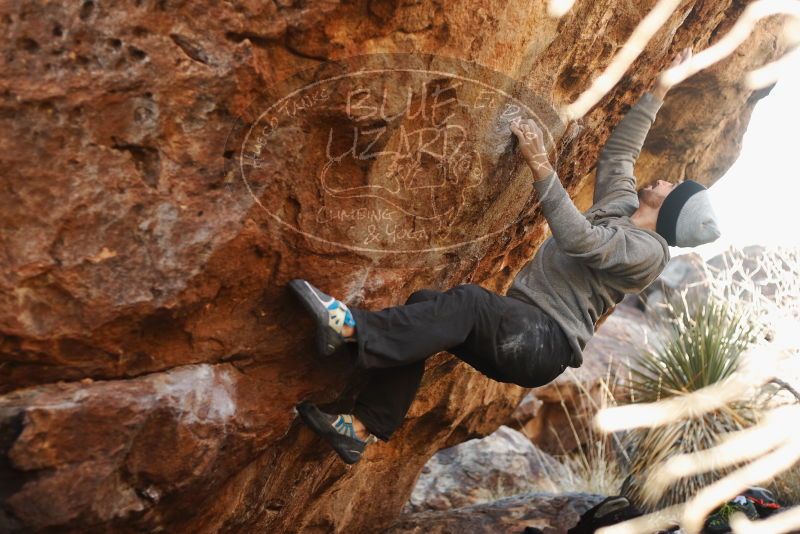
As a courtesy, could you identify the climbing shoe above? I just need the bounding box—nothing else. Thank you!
[568,495,644,533]
[288,279,356,358]
[743,486,781,517]
[296,401,377,465]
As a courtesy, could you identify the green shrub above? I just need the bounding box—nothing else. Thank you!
[619,299,764,511]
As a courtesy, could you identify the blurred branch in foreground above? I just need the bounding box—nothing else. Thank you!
[552,0,800,120]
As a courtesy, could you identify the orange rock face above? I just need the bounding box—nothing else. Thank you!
[0,1,789,532]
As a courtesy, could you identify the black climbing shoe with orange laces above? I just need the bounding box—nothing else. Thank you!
[296,401,377,465]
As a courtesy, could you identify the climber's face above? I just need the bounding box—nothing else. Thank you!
[639,179,679,210]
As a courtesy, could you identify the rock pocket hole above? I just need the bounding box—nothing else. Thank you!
[111,140,161,188]
[17,37,39,52]
[128,46,147,61]
[79,0,95,21]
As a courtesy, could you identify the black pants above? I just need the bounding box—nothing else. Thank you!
[349,284,572,441]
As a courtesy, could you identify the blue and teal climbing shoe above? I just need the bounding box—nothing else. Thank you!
[296,401,377,465]
[288,279,357,358]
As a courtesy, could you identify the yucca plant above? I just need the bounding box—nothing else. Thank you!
[619,298,764,512]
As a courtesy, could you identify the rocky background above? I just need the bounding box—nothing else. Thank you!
[0,1,792,533]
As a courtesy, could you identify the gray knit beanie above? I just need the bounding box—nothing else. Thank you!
[655,179,721,247]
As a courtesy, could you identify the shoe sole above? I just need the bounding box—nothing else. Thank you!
[296,401,364,464]
[288,279,343,358]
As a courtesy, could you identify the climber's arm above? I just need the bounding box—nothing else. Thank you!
[511,120,612,263]
[593,46,693,208]
[592,91,664,206]
[533,170,665,275]
[511,120,665,274]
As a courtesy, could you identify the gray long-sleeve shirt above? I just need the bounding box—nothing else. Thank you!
[507,91,670,368]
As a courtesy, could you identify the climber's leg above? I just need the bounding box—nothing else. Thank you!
[295,286,462,459]
[349,284,506,370]
[355,289,572,388]
[478,296,572,388]
[350,288,439,440]
[298,282,571,448]
[349,292,571,441]
[351,362,426,441]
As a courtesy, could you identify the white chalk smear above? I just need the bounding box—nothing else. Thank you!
[156,364,237,425]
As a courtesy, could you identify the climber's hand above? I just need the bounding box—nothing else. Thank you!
[510,118,554,180]
[654,46,693,98]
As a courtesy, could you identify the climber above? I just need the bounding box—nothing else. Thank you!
[291,46,721,465]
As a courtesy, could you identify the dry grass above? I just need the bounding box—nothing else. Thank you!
[767,461,800,506]
[515,360,628,496]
